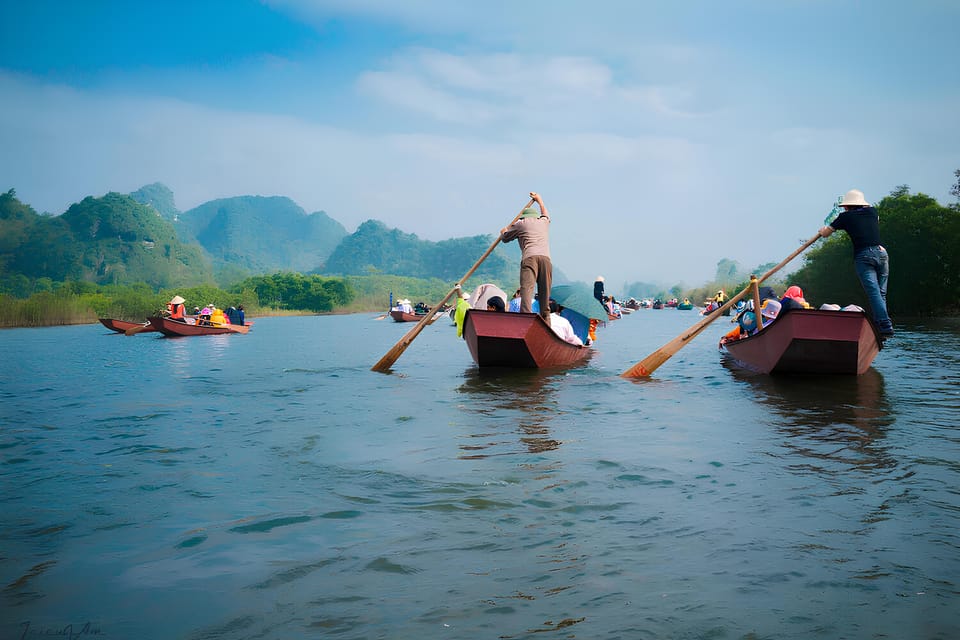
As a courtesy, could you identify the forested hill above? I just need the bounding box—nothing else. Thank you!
[177,195,347,275]
[0,189,214,289]
[323,219,520,284]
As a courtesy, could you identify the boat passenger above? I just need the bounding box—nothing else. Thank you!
[454,292,471,338]
[210,305,227,326]
[548,300,583,346]
[236,305,245,326]
[508,289,522,312]
[199,305,212,325]
[780,285,811,311]
[486,296,506,312]
[594,276,605,303]
[759,299,781,328]
[167,295,186,320]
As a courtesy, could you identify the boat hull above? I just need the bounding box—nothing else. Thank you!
[721,309,881,375]
[147,316,250,337]
[99,318,157,333]
[390,310,429,322]
[462,310,591,369]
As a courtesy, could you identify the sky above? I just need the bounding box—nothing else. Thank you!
[1,0,958,290]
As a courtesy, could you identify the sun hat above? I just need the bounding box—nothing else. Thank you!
[760,298,782,319]
[170,295,185,305]
[596,276,604,282]
[461,292,470,299]
[520,207,540,218]
[840,189,869,207]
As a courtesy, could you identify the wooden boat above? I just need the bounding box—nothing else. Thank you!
[147,316,250,337]
[461,309,591,369]
[99,318,157,333]
[389,310,429,323]
[721,308,882,375]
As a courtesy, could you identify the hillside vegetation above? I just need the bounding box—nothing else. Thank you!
[2,173,958,326]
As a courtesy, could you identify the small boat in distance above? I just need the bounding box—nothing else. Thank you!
[147,316,250,337]
[461,309,591,369]
[99,318,157,333]
[721,308,882,375]
[389,309,428,322]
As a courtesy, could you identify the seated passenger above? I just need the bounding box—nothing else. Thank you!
[486,296,506,312]
[780,285,811,311]
[759,298,782,328]
[548,300,583,346]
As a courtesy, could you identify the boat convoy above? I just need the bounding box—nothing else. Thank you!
[102,283,884,377]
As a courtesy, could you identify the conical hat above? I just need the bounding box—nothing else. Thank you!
[170,295,185,305]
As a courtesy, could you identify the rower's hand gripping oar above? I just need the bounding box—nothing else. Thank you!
[620,230,824,378]
[371,197,535,373]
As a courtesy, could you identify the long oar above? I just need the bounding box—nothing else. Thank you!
[371,198,534,373]
[620,231,823,378]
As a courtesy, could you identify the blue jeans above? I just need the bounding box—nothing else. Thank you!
[854,245,893,334]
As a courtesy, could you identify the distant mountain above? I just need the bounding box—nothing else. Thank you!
[322,219,519,284]
[178,195,347,277]
[0,189,214,288]
[130,182,180,222]
[1,184,558,293]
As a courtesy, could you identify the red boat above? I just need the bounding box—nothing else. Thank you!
[99,318,157,333]
[389,310,429,322]
[147,316,250,337]
[461,310,592,368]
[721,308,882,375]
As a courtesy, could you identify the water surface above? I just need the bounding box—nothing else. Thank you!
[1,312,958,639]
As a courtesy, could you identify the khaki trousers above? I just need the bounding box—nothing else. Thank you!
[519,255,552,319]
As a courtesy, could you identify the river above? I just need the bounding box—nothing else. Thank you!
[1,310,958,639]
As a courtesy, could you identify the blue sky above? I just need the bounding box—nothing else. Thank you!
[2,0,957,289]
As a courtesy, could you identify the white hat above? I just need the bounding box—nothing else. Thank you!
[169,295,185,304]
[461,293,470,299]
[596,276,604,282]
[840,189,869,207]
[819,303,842,311]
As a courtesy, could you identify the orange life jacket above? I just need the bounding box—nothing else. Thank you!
[170,303,184,319]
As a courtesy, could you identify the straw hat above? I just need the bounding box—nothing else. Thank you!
[840,189,869,207]
[169,295,185,305]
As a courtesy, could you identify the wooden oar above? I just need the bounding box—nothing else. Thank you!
[620,231,823,378]
[371,198,534,372]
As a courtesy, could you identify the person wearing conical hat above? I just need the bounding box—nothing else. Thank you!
[819,189,894,339]
[167,295,186,320]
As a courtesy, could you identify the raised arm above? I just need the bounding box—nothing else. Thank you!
[530,191,549,219]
